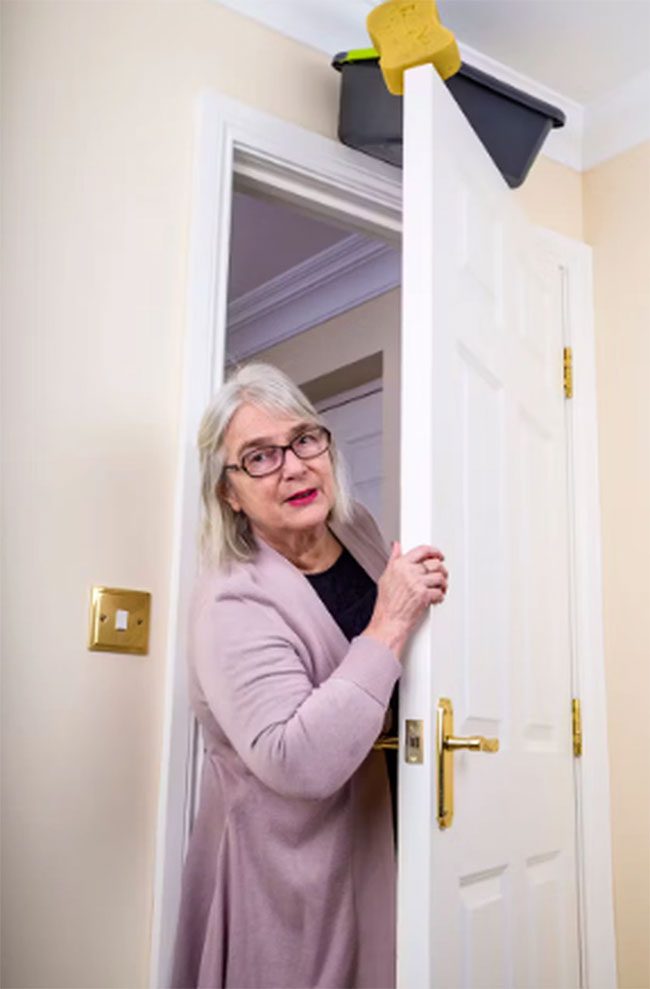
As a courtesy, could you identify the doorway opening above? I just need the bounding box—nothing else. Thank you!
[184,186,403,833]
[224,185,400,539]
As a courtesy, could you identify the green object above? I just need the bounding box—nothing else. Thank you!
[332,48,379,68]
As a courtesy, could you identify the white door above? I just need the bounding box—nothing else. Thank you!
[398,65,580,988]
[316,383,383,524]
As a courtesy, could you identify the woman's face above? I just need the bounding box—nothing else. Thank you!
[220,402,337,543]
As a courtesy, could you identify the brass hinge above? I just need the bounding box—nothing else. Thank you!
[564,347,573,399]
[572,698,582,756]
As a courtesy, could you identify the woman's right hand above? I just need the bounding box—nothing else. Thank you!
[363,541,449,660]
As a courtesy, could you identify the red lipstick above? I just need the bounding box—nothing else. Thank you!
[286,488,318,507]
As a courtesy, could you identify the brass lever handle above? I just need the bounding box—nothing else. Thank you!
[373,735,399,751]
[437,698,500,829]
[444,734,499,753]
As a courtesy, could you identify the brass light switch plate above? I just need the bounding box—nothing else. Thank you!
[88,587,151,654]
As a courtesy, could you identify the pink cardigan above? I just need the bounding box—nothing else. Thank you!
[170,502,401,989]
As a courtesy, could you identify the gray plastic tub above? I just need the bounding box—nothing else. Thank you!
[332,52,566,188]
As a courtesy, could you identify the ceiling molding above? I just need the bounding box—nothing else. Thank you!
[582,69,650,171]
[215,0,650,171]
[227,233,400,360]
[215,0,375,60]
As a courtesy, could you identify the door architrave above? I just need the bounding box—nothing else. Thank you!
[149,91,614,989]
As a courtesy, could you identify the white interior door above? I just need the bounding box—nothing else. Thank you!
[316,383,383,524]
[398,65,580,988]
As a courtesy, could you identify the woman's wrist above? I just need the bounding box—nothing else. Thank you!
[362,617,407,661]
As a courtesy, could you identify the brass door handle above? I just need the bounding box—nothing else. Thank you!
[373,735,399,751]
[437,698,499,829]
[444,734,499,753]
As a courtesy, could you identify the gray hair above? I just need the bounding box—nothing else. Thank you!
[198,362,354,568]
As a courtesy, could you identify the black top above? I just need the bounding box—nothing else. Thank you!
[305,545,378,641]
[305,544,399,840]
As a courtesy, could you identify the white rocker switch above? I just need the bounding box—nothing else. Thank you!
[88,587,151,655]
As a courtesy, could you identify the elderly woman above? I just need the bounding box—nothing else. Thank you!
[171,363,448,989]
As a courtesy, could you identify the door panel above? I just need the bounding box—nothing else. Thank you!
[317,386,383,524]
[398,64,579,989]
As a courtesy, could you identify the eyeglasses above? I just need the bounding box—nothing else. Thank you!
[223,426,332,478]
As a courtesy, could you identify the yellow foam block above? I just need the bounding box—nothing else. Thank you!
[367,0,461,96]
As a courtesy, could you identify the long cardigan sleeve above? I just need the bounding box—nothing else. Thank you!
[192,591,401,800]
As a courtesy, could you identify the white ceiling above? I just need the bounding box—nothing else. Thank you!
[228,192,348,298]
[437,0,650,104]
[217,0,650,106]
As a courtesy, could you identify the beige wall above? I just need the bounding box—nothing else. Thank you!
[584,141,650,989]
[1,0,646,986]
[1,3,338,988]
[515,152,584,241]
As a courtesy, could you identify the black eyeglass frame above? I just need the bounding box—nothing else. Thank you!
[223,426,332,479]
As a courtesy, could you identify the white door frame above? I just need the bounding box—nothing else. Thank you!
[149,92,615,988]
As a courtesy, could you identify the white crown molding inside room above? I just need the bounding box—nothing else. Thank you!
[215,0,650,172]
[227,234,400,360]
